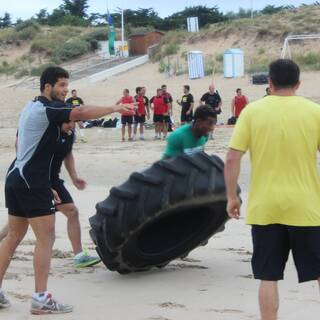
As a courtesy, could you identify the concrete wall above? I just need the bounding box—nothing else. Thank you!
[88,55,149,83]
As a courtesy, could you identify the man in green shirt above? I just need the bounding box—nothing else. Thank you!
[163,105,216,159]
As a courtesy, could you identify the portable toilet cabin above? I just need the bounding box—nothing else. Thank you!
[188,51,205,79]
[223,48,244,78]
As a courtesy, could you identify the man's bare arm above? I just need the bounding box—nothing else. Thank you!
[224,148,245,219]
[231,98,235,116]
[64,152,77,181]
[64,151,86,190]
[69,104,131,121]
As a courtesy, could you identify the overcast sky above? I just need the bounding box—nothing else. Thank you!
[0,1,316,20]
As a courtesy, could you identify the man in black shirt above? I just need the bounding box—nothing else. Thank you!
[200,85,222,121]
[0,66,131,314]
[200,85,222,139]
[66,89,85,133]
[176,85,194,125]
[66,89,84,107]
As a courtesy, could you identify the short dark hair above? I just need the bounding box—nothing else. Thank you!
[40,66,69,92]
[124,88,129,94]
[269,59,300,89]
[157,88,162,92]
[161,84,166,89]
[236,88,241,93]
[194,105,216,121]
[71,89,76,94]
[136,86,142,94]
[184,85,190,91]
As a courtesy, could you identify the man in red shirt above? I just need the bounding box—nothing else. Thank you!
[231,88,249,122]
[150,88,169,140]
[116,89,135,141]
[133,86,150,141]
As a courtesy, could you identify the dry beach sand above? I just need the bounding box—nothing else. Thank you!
[0,63,319,319]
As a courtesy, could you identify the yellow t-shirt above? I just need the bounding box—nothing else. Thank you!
[229,95,320,226]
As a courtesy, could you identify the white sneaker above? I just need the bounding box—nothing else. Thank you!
[0,290,10,308]
[31,293,73,315]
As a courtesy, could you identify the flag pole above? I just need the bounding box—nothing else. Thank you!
[121,8,125,57]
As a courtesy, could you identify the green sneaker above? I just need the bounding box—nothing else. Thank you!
[73,250,101,268]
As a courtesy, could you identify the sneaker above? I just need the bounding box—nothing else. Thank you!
[128,137,133,142]
[0,291,10,308]
[73,250,101,268]
[31,293,73,315]
[139,136,145,141]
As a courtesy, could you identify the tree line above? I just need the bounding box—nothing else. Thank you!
[0,1,319,29]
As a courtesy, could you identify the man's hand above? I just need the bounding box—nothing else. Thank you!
[51,189,61,205]
[227,197,241,219]
[72,177,87,190]
[115,104,135,113]
[186,110,191,115]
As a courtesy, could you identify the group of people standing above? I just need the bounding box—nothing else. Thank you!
[116,83,254,142]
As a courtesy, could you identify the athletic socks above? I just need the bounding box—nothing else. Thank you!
[32,291,49,302]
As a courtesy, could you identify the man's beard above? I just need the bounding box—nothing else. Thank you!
[50,91,63,102]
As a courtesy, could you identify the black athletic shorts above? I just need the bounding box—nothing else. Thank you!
[181,109,193,123]
[134,115,146,124]
[121,115,133,125]
[5,170,55,218]
[163,115,170,123]
[52,178,73,205]
[153,114,163,123]
[251,224,320,283]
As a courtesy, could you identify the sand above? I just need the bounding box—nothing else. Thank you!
[0,62,319,319]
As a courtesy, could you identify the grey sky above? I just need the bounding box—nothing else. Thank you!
[0,1,316,20]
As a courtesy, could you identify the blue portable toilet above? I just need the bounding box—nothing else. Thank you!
[223,48,244,78]
[187,51,205,79]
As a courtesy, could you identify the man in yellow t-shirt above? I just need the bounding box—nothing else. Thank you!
[225,59,320,320]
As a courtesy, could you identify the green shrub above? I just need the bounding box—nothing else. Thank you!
[15,68,30,78]
[0,61,18,75]
[12,20,41,40]
[61,15,89,27]
[160,30,188,46]
[163,43,179,56]
[15,26,40,40]
[85,29,108,41]
[293,52,320,70]
[52,39,91,63]
[30,63,57,77]
[158,60,167,73]
[176,68,187,76]
[15,20,40,32]
[215,53,223,62]
[205,54,215,76]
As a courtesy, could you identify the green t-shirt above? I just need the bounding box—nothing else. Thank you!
[162,124,208,159]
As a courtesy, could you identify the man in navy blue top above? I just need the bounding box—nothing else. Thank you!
[0,67,131,315]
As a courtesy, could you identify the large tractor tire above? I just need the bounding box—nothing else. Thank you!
[89,152,239,274]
